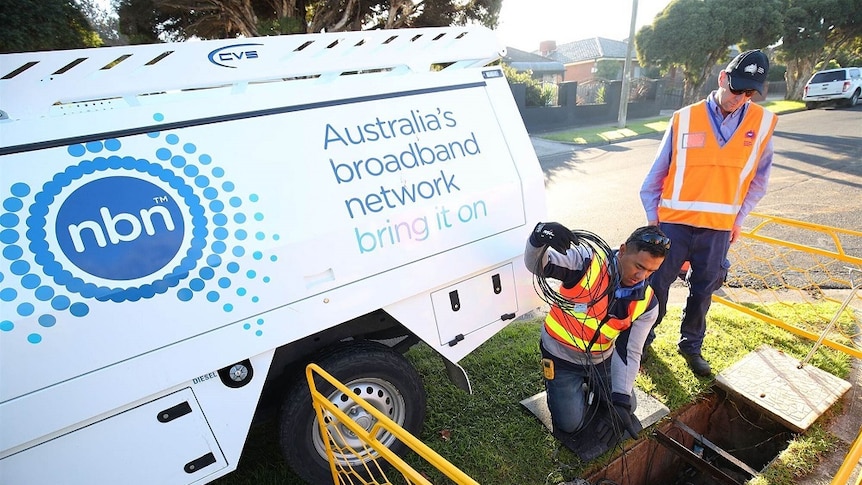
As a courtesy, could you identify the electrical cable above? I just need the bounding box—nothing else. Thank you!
[532,228,620,316]
[643,431,663,483]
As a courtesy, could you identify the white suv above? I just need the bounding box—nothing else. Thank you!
[803,67,862,109]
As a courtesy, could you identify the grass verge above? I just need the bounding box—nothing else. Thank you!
[214,301,853,485]
[538,99,806,146]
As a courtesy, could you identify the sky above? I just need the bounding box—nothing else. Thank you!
[494,0,673,52]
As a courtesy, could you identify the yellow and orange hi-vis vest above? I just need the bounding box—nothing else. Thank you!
[657,100,777,231]
[544,253,654,353]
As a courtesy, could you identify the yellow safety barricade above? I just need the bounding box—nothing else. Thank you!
[306,363,480,485]
[717,212,862,359]
[712,212,862,484]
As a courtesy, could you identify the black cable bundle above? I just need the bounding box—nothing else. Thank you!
[532,228,621,317]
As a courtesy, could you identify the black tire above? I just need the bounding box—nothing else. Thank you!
[805,101,817,110]
[278,340,426,485]
[845,90,860,108]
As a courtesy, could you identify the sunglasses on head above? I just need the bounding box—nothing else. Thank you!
[634,234,671,250]
[729,87,757,97]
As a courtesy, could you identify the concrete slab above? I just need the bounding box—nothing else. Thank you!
[715,345,851,433]
[520,387,669,433]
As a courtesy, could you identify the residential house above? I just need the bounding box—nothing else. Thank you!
[502,46,565,84]
[538,38,641,83]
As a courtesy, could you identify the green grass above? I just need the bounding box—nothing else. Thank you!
[538,99,806,145]
[748,423,839,485]
[214,301,853,485]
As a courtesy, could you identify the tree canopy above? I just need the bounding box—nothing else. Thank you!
[4,0,859,104]
[0,0,102,53]
[635,0,783,104]
[114,0,502,44]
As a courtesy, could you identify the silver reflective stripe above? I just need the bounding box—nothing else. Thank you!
[659,199,737,214]
[671,107,691,202]
[734,110,776,203]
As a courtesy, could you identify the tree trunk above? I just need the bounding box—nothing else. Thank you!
[309,0,358,33]
[269,0,307,29]
[785,56,817,100]
[384,0,419,29]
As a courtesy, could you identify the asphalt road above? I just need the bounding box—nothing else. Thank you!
[535,104,862,248]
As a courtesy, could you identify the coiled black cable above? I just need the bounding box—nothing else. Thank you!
[532,228,620,321]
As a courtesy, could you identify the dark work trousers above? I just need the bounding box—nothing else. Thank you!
[540,343,640,434]
[644,222,731,355]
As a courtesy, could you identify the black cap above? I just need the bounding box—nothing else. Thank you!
[724,49,769,95]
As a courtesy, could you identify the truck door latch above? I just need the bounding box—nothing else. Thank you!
[449,290,460,311]
[447,334,465,346]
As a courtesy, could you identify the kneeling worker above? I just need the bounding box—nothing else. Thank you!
[525,222,669,459]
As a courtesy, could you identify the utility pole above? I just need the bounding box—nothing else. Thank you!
[617,0,638,129]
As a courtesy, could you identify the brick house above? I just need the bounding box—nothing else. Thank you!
[537,37,642,83]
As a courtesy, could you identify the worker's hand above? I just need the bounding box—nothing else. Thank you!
[647,220,659,226]
[597,394,642,447]
[730,225,742,244]
[529,222,578,253]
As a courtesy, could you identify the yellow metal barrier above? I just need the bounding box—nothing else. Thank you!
[832,428,862,485]
[306,363,480,485]
[710,212,862,484]
[716,212,862,359]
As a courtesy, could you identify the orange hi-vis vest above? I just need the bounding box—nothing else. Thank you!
[657,100,777,230]
[544,253,654,353]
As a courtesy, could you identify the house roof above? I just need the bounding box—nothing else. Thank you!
[541,37,629,65]
[502,46,565,74]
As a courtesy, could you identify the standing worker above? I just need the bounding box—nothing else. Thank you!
[640,49,778,376]
[525,222,669,459]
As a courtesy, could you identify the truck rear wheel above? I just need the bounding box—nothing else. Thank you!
[278,340,427,485]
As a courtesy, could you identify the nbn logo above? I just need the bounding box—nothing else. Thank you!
[67,205,176,252]
[208,43,263,69]
[56,176,185,281]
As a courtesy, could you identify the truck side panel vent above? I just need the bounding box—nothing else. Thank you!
[52,58,86,75]
[101,54,132,70]
[2,61,38,80]
[145,51,174,66]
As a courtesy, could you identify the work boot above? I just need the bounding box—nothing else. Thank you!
[679,351,712,376]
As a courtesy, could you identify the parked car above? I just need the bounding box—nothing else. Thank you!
[802,67,862,109]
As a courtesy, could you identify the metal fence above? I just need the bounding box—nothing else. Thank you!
[306,363,480,485]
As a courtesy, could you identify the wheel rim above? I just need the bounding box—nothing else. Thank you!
[312,377,406,466]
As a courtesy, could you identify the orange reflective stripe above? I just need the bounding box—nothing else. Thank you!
[545,286,655,354]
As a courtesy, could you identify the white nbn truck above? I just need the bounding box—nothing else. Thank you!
[0,27,546,484]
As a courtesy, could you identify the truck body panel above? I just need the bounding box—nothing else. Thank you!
[0,27,545,483]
